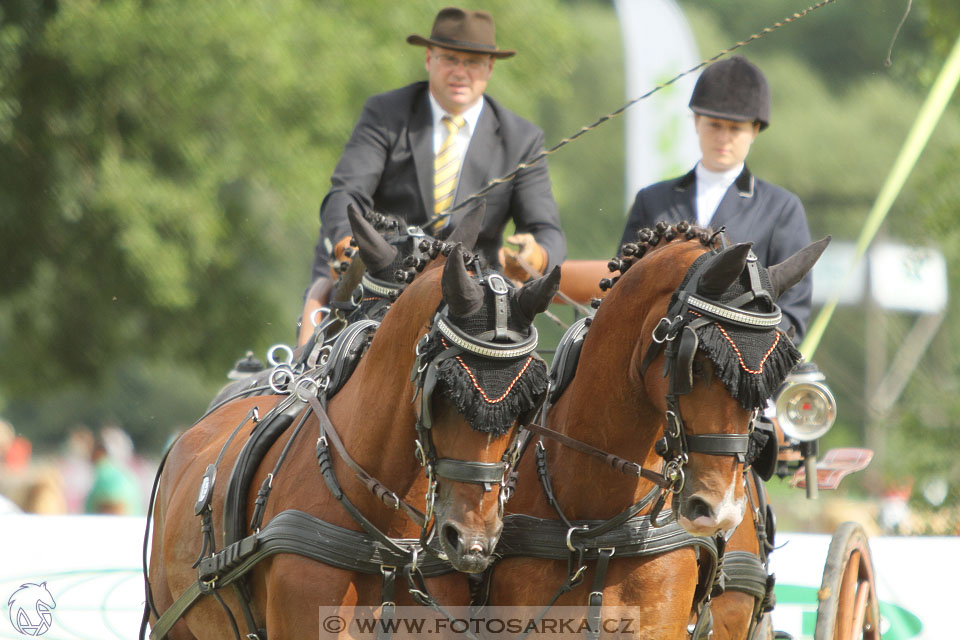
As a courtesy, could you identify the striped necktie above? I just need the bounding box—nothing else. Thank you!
[434,115,466,222]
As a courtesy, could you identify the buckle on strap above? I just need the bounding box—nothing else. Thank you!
[566,525,589,553]
[652,316,683,343]
[486,273,510,295]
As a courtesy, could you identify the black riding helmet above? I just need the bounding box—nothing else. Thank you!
[689,55,770,131]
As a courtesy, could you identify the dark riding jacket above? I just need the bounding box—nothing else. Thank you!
[311,81,566,281]
[619,166,813,341]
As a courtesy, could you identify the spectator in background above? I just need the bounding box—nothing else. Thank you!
[23,468,67,514]
[59,426,95,513]
[0,417,32,473]
[84,427,142,515]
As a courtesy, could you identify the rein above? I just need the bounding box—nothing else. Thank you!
[519,421,671,489]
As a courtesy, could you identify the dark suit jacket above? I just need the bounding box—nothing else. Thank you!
[619,166,813,340]
[311,81,566,280]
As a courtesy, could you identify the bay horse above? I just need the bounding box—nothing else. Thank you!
[490,222,828,639]
[145,207,561,639]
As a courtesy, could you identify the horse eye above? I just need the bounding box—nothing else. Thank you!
[692,359,705,380]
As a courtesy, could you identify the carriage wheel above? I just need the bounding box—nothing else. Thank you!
[813,521,880,640]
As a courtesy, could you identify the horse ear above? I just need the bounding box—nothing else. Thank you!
[445,199,485,250]
[768,236,831,300]
[347,204,398,273]
[697,242,753,298]
[442,244,484,317]
[514,266,561,325]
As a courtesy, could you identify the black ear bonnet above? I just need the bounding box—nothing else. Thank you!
[670,251,801,409]
[420,270,548,435]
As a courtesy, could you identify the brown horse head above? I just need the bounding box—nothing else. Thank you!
[597,226,827,537]
[414,247,559,571]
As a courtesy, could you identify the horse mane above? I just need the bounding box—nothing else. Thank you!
[354,210,487,302]
[590,221,718,305]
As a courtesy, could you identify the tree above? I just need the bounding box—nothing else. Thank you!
[0,0,609,449]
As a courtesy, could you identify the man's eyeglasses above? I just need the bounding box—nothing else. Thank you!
[434,52,489,72]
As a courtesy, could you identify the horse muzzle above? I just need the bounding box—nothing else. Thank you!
[676,488,746,537]
[438,519,501,573]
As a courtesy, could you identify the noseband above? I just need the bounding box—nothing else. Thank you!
[411,273,545,519]
[640,249,780,491]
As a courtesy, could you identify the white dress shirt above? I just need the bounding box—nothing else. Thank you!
[695,161,744,228]
[428,93,484,163]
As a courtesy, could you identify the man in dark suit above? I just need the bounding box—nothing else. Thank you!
[300,7,565,343]
[619,55,813,340]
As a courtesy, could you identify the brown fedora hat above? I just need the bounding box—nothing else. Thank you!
[407,7,515,59]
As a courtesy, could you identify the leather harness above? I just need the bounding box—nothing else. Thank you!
[483,245,785,640]
[145,274,546,640]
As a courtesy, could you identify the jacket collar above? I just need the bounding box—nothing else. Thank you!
[675,165,755,198]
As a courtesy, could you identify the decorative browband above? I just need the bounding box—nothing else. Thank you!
[681,293,782,328]
[435,316,539,359]
[360,273,403,297]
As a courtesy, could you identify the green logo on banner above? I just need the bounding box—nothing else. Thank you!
[774,584,923,639]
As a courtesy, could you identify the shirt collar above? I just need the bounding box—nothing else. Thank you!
[428,92,484,136]
[695,161,744,188]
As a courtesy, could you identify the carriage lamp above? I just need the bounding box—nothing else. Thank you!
[774,362,837,442]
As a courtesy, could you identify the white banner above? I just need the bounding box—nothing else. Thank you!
[614,0,701,208]
[0,515,948,639]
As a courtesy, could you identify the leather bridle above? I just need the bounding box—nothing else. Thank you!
[411,272,546,525]
[639,249,779,495]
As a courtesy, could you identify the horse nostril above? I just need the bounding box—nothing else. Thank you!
[686,496,714,521]
[441,523,462,554]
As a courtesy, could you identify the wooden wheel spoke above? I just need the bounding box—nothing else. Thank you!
[849,580,872,640]
[814,522,881,640]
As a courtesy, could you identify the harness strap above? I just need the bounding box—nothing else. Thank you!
[211,588,244,639]
[532,438,673,544]
[150,581,202,640]
[192,407,260,570]
[404,565,483,640]
[249,408,313,532]
[314,426,421,559]
[307,393,426,528]
[378,566,397,640]
[434,459,507,485]
[150,510,457,640]
[720,552,768,600]
[686,433,751,456]
[689,600,714,640]
[521,422,670,488]
[586,547,615,640]
[493,512,721,640]
[719,468,777,639]
[231,581,266,640]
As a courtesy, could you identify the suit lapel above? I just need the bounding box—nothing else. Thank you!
[710,166,753,229]
[671,168,698,224]
[409,92,434,218]
[457,100,495,206]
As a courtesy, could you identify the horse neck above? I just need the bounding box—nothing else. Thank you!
[543,242,702,515]
[551,298,662,463]
[324,271,443,508]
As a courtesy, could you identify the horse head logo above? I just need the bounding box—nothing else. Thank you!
[7,582,56,636]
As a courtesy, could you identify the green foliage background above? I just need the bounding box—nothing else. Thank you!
[1,0,959,516]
